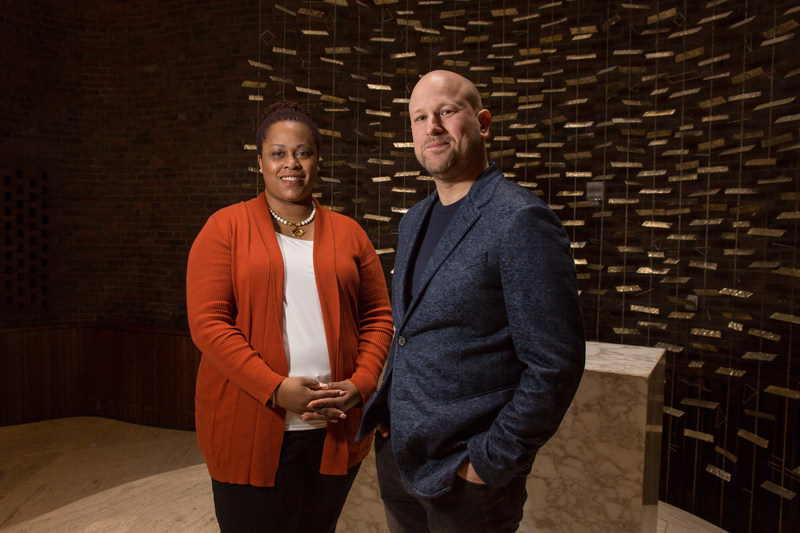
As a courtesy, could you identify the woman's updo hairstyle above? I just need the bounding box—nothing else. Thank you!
[256,101,321,156]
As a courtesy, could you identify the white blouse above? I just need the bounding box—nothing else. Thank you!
[276,233,331,431]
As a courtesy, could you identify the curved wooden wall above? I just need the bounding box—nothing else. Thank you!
[0,324,199,430]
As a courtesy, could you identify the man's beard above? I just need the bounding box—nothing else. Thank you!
[419,148,458,179]
[417,136,464,180]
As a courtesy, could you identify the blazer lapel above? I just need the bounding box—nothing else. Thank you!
[396,165,500,330]
[379,166,499,401]
[412,166,502,302]
[393,195,435,321]
[409,199,480,311]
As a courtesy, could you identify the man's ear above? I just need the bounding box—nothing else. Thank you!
[477,109,492,137]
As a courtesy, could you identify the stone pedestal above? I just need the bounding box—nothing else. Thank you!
[523,341,666,532]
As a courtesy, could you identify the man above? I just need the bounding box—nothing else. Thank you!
[357,70,586,533]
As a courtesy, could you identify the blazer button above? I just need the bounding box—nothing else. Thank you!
[397,336,406,346]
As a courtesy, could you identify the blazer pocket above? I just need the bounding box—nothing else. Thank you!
[456,350,513,399]
[453,382,516,402]
[440,251,488,278]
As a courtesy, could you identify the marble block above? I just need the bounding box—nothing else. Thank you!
[523,341,666,532]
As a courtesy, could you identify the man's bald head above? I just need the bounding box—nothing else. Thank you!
[410,70,483,117]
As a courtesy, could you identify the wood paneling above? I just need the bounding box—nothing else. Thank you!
[0,325,200,429]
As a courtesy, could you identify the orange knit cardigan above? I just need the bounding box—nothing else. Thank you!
[187,193,393,486]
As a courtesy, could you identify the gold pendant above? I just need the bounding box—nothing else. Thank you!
[291,227,305,238]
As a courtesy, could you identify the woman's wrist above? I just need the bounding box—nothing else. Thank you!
[270,381,283,407]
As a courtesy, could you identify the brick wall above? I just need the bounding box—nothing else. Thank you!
[2,0,256,326]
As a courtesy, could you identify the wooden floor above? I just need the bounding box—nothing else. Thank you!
[0,417,205,531]
[0,417,727,533]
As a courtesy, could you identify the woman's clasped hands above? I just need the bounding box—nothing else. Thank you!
[273,377,362,423]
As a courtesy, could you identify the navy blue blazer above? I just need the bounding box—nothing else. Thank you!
[357,163,585,498]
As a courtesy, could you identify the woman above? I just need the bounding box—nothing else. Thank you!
[187,101,394,532]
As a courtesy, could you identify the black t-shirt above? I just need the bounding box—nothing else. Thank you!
[408,196,465,302]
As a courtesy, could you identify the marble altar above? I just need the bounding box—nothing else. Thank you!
[523,341,666,532]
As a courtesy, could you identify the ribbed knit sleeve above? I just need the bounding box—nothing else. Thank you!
[187,210,283,405]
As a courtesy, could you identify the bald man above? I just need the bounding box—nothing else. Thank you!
[357,71,586,533]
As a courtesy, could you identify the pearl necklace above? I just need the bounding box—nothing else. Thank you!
[267,201,316,238]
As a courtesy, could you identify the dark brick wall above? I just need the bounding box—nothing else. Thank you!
[2,0,255,326]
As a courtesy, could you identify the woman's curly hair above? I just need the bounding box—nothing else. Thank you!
[256,101,321,155]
